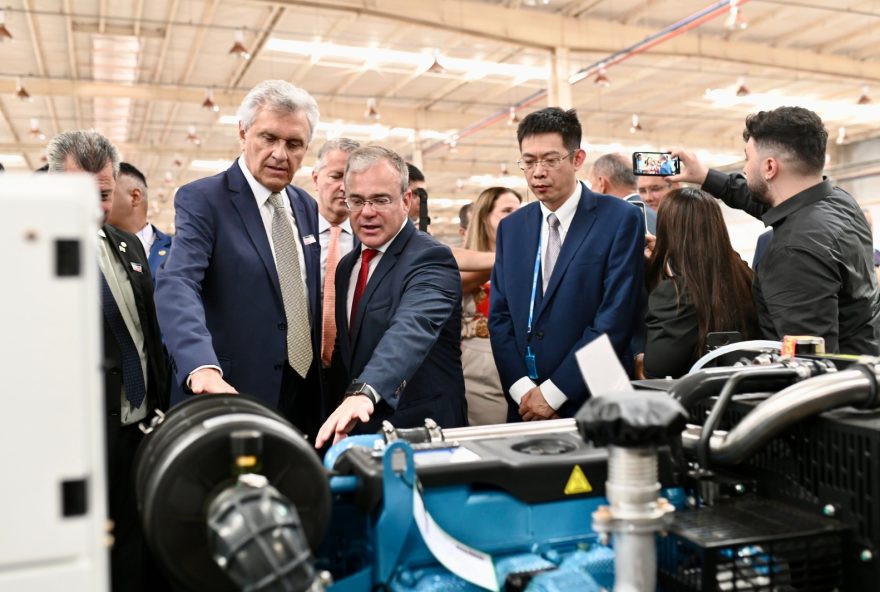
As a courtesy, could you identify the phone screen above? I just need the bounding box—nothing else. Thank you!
[632,200,649,233]
[632,152,680,176]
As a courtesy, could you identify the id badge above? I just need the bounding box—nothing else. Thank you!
[525,346,539,380]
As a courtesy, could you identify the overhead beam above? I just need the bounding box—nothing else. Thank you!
[262,0,880,81]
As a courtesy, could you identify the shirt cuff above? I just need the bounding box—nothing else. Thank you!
[509,377,537,405]
[187,365,223,389]
[539,380,568,411]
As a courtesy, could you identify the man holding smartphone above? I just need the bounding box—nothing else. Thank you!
[587,152,656,234]
[668,106,880,355]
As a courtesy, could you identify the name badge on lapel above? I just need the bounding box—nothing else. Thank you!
[303,234,317,245]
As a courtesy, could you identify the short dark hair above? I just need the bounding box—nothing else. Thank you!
[743,106,827,176]
[406,162,425,184]
[0,162,5,172]
[119,162,147,188]
[516,107,582,152]
[458,202,472,230]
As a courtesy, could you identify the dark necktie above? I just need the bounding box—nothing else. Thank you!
[350,248,379,331]
[100,273,147,408]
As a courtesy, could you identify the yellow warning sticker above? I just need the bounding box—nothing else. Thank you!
[564,464,593,495]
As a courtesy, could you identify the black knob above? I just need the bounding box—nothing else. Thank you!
[576,391,688,447]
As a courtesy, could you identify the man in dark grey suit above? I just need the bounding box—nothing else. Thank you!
[315,146,466,447]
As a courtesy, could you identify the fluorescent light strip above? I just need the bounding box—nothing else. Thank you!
[704,87,880,126]
[0,154,26,166]
[265,38,548,82]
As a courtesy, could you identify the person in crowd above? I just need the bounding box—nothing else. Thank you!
[641,187,759,378]
[47,130,168,592]
[588,152,657,234]
[458,202,473,242]
[670,106,880,354]
[406,162,426,225]
[107,162,172,282]
[637,175,679,212]
[311,137,360,408]
[460,187,522,425]
[155,80,325,439]
[316,146,466,447]
[658,154,675,175]
[490,107,644,421]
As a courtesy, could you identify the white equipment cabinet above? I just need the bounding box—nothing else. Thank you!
[0,174,109,592]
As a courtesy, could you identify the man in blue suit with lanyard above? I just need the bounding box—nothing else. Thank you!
[489,107,644,421]
[156,80,324,439]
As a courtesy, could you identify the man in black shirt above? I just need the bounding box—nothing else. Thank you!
[669,106,880,355]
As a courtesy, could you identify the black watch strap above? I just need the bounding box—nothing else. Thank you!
[346,381,380,405]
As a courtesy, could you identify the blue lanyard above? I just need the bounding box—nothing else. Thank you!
[524,235,542,380]
[527,234,542,338]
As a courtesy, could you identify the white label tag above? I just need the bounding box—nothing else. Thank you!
[412,484,499,591]
[575,333,631,397]
[303,234,317,245]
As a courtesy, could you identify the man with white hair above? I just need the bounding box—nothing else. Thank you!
[156,80,324,438]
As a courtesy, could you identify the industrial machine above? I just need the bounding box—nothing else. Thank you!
[133,352,880,591]
[0,174,109,592]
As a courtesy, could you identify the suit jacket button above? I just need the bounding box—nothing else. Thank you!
[537,332,544,340]
[274,363,283,371]
[278,322,287,330]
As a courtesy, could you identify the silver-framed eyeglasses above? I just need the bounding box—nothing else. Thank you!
[345,196,396,211]
[517,150,576,171]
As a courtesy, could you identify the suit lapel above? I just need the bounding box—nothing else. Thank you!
[227,164,283,302]
[103,225,151,330]
[538,182,597,314]
[349,222,413,348]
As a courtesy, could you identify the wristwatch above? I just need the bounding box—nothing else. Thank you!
[345,381,381,405]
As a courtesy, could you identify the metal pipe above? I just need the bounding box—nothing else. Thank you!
[682,368,874,465]
[442,418,577,442]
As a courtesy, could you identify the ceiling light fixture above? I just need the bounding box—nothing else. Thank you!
[593,68,611,87]
[229,28,251,60]
[629,114,642,134]
[725,0,748,30]
[15,78,30,101]
[857,85,871,105]
[507,106,520,126]
[201,88,219,112]
[836,126,847,145]
[735,77,750,97]
[186,125,201,145]
[29,118,45,140]
[365,98,380,120]
[0,9,13,41]
[500,162,509,176]
[427,50,445,74]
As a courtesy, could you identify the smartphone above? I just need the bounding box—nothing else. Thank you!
[632,151,680,176]
[631,200,649,233]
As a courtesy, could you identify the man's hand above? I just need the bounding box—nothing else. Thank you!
[666,148,709,186]
[644,233,656,261]
[518,386,556,421]
[189,368,238,394]
[634,353,647,380]
[315,395,375,448]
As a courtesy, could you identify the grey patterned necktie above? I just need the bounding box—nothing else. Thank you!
[543,213,561,292]
[268,192,312,378]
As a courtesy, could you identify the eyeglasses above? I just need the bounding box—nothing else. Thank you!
[345,196,396,211]
[517,151,575,171]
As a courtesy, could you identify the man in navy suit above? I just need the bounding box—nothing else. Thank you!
[315,146,466,447]
[490,108,644,421]
[107,162,173,282]
[156,80,324,439]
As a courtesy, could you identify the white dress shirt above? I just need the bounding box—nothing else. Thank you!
[318,213,354,293]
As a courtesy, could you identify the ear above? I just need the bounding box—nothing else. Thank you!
[572,148,587,170]
[401,188,413,210]
[764,155,779,181]
[130,187,143,208]
[311,168,319,189]
[238,122,247,145]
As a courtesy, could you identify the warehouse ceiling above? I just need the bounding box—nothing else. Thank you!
[2,0,880,241]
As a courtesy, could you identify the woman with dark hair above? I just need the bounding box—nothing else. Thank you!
[643,187,759,378]
[460,186,522,425]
